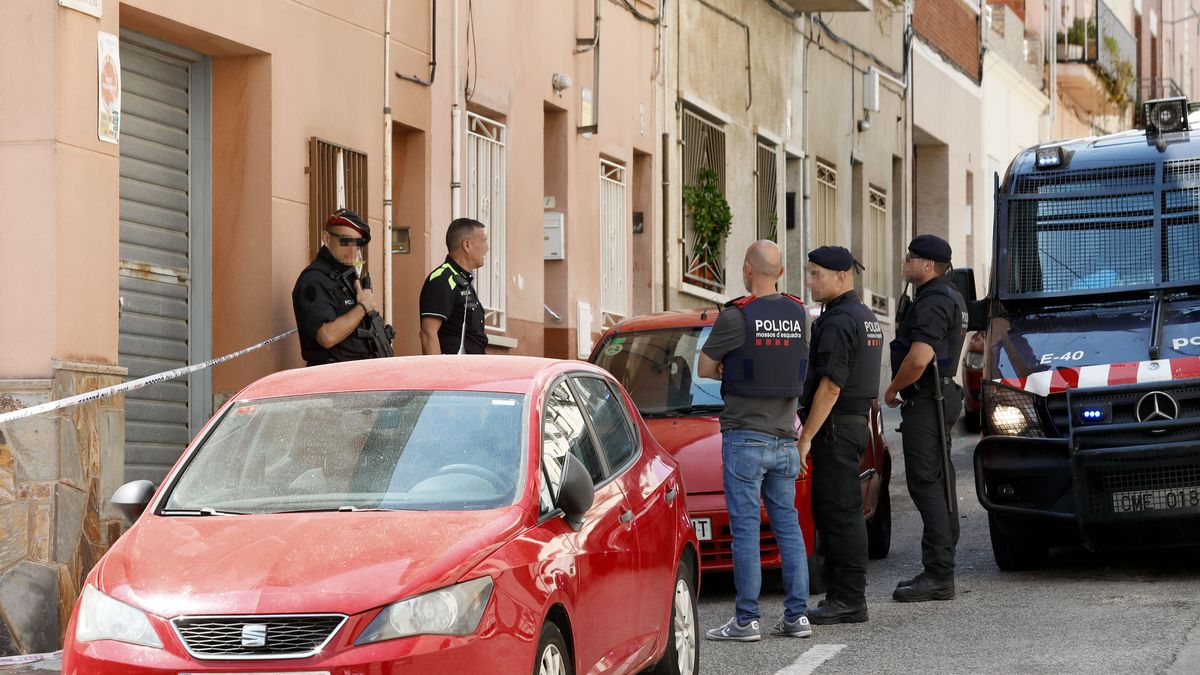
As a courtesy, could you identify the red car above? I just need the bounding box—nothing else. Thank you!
[589,308,892,591]
[63,356,700,675]
[961,331,986,432]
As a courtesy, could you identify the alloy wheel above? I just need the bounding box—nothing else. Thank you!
[539,643,566,675]
[673,578,697,675]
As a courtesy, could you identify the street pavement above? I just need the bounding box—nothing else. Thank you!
[9,406,1200,674]
[696,404,1200,674]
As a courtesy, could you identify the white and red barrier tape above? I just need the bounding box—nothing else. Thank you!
[0,650,61,667]
[996,356,1200,396]
[0,330,297,426]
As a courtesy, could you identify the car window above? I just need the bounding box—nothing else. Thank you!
[591,327,724,416]
[540,381,605,513]
[162,391,525,514]
[573,376,637,472]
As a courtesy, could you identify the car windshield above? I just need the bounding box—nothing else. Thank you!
[591,327,724,416]
[162,391,525,515]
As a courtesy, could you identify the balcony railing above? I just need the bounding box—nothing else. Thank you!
[1055,0,1136,110]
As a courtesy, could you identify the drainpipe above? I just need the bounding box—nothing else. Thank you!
[578,0,601,134]
[1049,0,1057,138]
[660,0,670,311]
[802,14,812,301]
[383,0,394,326]
[451,0,463,219]
[397,0,437,86]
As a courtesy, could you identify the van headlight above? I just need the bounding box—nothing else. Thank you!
[983,381,1045,438]
[75,585,163,649]
[355,576,493,644]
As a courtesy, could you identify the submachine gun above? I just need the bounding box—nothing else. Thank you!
[341,268,396,358]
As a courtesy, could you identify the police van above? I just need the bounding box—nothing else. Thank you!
[974,97,1200,569]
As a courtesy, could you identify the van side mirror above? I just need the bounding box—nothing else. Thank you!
[968,298,989,332]
[946,267,978,303]
[555,454,595,532]
[112,480,156,524]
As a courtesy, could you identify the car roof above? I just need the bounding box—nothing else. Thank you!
[235,356,609,400]
[609,307,717,332]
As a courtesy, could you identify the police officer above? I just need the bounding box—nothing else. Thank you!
[419,218,489,355]
[884,234,967,603]
[291,209,381,367]
[799,246,884,625]
[700,240,814,642]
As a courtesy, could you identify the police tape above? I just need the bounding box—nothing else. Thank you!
[0,650,61,666]
[0,329,298,426]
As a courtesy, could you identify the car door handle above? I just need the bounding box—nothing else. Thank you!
[619,509,634,524]
[665,487,679,503]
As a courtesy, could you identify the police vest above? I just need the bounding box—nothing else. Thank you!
[721,294,809,398]
[890,278,967,380]
[805,295,884,407]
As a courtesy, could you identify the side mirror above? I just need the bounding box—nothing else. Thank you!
[112,480,156,524]
[946,267,978,304]
[967,298,990,332]
[555,454,595,532]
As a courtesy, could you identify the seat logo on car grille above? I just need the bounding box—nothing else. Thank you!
[1136,391,1179,424]
[241,624,268,648]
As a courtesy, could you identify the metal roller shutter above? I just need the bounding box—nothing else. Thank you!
[118,37,207,484]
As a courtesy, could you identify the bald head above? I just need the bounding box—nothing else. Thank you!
[745,240,783,278]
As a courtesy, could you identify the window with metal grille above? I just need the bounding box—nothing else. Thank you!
[308,138,368,258]
[865,187,891,316]
[815,160,838,248]
[600,160,628,327]
[681,105,727,291]
[756,139,779,242]
[466,112,507,331]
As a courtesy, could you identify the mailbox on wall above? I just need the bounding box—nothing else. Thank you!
[544,211,565,260]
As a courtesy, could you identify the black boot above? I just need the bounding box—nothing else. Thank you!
[895,571,924,589]
[805,598,868,624]
[892,574,955,602]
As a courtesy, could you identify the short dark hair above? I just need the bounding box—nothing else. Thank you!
[933,261,951,276]
[446,218,485,251]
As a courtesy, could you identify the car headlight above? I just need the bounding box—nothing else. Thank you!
[982,380,1045,438]
[75,585,163,649]
[964,351,985,370]
[355,576,493,644]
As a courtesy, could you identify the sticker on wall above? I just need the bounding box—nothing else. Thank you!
[60,0,102,18]
[97,31,121,144]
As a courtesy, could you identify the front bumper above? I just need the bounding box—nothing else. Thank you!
[975,434,1200,550]
[687,483,815,571]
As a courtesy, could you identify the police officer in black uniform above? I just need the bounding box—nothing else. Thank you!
[419,218,489,355]
[291,209,381,367]
[884,234,967,602]
[799,246,884,625]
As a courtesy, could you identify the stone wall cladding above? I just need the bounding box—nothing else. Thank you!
[915,0,983,82]
[0,362,125,655]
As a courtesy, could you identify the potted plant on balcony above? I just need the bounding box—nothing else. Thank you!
[683,168,732,288]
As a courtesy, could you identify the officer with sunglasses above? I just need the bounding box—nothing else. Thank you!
[291,209,381,366]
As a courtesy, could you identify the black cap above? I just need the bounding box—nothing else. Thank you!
[808,245,864,272]
[908,234,952,263]
[326,208,371,245]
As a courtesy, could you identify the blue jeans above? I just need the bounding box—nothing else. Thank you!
[722,429,809,623]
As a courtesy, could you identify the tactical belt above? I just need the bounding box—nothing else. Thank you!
[903,375,955,398]
[829,413,868,425]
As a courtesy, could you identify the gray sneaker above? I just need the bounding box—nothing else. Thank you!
[705,617,762,642]
[771,614,813,638]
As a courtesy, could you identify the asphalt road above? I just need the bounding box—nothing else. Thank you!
[696,405,1200,674]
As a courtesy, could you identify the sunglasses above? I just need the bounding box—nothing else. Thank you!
[904,253,926,263]
[326,230,367,248]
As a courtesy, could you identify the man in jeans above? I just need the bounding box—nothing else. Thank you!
[699,240,813,642]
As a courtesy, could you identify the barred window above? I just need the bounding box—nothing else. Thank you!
[308,138,368,258]
[756,138,779,242]
[865,187,891,316]
[814,160,838,248]
[599,160,628,327]
[466,112,507,331]
[681,105,727,291]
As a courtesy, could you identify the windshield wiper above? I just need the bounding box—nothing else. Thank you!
[271,506,406,514]
[161,507,246,516]
[641,403,724,418]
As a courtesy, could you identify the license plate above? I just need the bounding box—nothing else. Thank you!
[1111,486,1200,513]
[691,517,712,541]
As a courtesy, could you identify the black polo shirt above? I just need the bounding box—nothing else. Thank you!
[419,256,488,354]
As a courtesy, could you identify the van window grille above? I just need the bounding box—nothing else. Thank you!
[1012,163,1155,194]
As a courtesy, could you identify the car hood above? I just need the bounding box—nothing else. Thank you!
[95,506,530,618]
[990,299,1200,393]
[643,417,723,494]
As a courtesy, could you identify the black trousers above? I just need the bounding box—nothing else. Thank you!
[811,418,869,606]
[900,382,963,580]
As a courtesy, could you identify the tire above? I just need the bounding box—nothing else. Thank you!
[807,531,826,596]
[988,512,1049,571]
[963,410,981,433]
[534,621,572,675]
[648,559,699,675]
[866,481,892,560]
